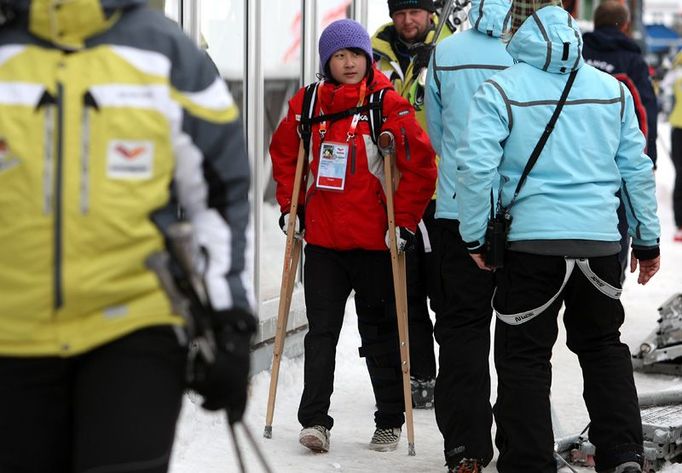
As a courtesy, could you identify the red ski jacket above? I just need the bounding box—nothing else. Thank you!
[270,69,436,251]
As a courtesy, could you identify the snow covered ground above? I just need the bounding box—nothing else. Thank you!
[170,124,682,472]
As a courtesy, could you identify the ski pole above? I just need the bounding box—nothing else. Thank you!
[433,0,456,44]
[227,413,275,473]
[377,130,416,456]
[149,227,269,470]
[228,418,247,473]
[264,140,306,439]
[241,421,275,473]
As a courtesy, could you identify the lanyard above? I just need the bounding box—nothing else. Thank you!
[317,81,367,142]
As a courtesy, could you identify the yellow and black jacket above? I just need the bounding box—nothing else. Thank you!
[0,0,253,356]
[371,18,453,132]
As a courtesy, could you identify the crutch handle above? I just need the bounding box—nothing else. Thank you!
[378,130,395,156]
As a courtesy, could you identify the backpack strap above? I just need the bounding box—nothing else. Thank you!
[299,83,386,148]
[299,82,321,156]
[368,89,386,145]
[306,105,370,125]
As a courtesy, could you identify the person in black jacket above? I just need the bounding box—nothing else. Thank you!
[582,0,657,165]
[582,0,658,282]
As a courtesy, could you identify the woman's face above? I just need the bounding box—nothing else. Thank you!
[328,49,367,85]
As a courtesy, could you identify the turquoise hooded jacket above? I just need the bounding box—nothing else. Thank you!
[425,0,513,221]
[454,6,659,254]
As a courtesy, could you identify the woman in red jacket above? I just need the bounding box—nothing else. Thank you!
[270,19,436,454]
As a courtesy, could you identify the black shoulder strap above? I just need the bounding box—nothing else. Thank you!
[299,82,320,156]
[505,69,578,212]
[368,89,386,145]
[299,83,386,148]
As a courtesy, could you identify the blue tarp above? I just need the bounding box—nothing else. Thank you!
[645,24,682,53]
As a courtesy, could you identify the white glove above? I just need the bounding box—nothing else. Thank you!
[279,212,304,238]
[385,226,416,253]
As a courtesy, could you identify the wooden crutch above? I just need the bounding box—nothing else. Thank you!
[377,130,416,456]
[264,140,306,439]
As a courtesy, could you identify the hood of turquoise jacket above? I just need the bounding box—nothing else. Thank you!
[506,5,583,74]
[5,0,146,49]
[468,0,512,39]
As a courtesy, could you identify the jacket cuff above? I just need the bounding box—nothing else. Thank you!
[632,245,659,261]
[465,240,485,254]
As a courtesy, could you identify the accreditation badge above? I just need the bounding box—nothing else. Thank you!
[316,142,349,191]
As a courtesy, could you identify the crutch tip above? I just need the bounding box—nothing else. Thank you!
[408,443,416,456]
[263,425,272,439]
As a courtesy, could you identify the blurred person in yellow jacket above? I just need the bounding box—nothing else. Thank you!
[661,51,682,242]
[371,0,456,409]
[0,1,255,472]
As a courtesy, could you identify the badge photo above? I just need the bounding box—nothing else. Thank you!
[316,142,349,191]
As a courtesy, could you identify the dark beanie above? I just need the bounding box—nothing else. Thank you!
[387,0,437,15]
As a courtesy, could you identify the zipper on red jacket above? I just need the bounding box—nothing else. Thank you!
[349,139,356,174]
[54,82,65,309]
[401,127,411,161]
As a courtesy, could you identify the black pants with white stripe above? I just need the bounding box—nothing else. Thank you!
[433,219,495,466]
[298,244,405,431]
[0,326,187,473]
[493,251,642,473]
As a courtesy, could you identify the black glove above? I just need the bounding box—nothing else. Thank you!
[412,42,435,73]
[385,226,417,253]
[189,308,257,423]
[278,208,305,237]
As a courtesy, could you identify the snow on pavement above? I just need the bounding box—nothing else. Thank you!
[170,125,682,472]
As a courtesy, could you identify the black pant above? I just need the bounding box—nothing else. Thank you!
[672,127,682,228]
[433,219,495,465]
[406,199,438,379]
[298,244,404,430]
[493,251,642,473]
[0,326,188,473]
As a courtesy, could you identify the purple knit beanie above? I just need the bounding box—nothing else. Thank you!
[387,0,437,15]
[318,19,373,73]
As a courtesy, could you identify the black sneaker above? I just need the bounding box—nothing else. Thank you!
[368,427,401,452]
[411,376,435,409]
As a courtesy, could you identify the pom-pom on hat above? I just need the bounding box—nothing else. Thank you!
[387,0,437,16]
[318,19,373,73]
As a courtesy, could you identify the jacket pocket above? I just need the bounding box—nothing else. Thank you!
[0,86,55,219]
[86,85,174,214]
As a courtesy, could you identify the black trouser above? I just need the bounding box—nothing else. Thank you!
[406,199,438,380]
[493,251,642,473]
[672,127,682,228]
[298,244,405,430]
[433,219,495,466]
[0,326,187,473]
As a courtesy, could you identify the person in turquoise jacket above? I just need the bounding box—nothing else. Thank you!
[454,1,661,472]
[423,0,513,471]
